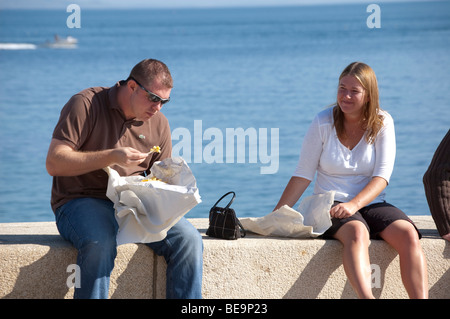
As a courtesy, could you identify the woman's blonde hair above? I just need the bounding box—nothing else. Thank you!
[333,62,384,144]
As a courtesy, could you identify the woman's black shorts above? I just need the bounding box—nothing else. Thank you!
[322,201,422,240]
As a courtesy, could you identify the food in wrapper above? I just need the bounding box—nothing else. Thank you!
[104,157,201,245]
[150,145,161,153]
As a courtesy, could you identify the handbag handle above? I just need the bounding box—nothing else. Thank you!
[211,191,236,210]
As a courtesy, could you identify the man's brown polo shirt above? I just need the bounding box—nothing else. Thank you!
[50,81,172,212]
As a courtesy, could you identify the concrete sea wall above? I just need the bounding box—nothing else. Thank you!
[0,216,448,299]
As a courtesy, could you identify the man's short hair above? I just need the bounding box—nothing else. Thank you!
[128,59,173,88]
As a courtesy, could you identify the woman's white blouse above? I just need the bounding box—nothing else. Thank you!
[293,107,396,204]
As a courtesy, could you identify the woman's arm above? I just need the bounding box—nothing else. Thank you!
[274,176,311,211]
[275,113,325,211]
[330,176,387,218]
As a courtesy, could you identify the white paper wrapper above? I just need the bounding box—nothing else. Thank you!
[105,157,201,245]
[240,191,334,238]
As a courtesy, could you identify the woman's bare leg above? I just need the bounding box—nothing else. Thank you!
[334,220,374,299]
[379,220,428,299]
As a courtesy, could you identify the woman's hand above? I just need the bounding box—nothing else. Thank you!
[273,176,311,211]
[329,176,388,219]
[329,202,358,219]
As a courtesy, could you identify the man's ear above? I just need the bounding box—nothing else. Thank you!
[127,78,138,92]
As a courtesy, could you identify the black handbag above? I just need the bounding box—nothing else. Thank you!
[206,191,246,240]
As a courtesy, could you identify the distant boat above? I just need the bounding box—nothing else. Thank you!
[42,35,78,49]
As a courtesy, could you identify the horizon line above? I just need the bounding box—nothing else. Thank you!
[0,0,437,10]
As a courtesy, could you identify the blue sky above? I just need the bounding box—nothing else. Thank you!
[0,0,428,9]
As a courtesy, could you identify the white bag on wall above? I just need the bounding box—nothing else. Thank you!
[240,191,334,238]
[105,157,201,245]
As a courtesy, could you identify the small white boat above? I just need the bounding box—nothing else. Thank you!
[43,35,78,49]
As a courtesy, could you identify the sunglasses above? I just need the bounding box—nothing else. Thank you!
[128,76,170,105]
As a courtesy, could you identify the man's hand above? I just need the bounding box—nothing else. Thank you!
[46,138,148,177]
[110,147,148,168]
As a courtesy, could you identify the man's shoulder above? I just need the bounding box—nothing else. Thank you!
[73,86,110,101]
[64,86,111,112]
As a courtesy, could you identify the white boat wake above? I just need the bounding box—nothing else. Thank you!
[0,35,78,50]
[0,43,37,50]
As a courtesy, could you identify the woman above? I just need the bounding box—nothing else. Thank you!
[275,62,428,299]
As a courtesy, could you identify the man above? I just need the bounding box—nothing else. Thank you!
[46,59,203,299]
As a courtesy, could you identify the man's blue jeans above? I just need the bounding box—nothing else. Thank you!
[55,197,203,299]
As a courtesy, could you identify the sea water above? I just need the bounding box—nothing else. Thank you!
[0,2,449,222]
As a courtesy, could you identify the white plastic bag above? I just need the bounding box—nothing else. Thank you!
[240,191,334,238]
[105,157,201,245]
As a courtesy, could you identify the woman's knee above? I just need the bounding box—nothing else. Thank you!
[335,220,370,245]
[381,220,422,253]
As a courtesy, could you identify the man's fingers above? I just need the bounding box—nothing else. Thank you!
[113,147,148,167]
